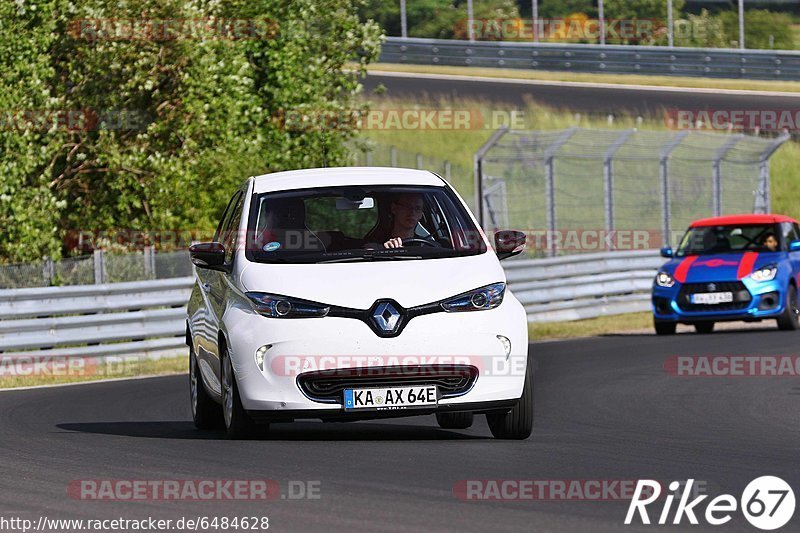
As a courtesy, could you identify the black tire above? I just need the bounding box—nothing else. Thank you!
[654,320,677,335]
[221,346,262,439]
[486,356,534,440]
[190,347,224,430]
[435,411,474,429]
[694,322,714,334]
[777,285,800,331]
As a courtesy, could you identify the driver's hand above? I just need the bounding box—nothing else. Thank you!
[383,237,403,249]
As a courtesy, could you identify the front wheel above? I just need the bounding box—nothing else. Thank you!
[694,322,714,334]
[654,320,677,335]
[221,347,262,439]
[436,411,474,429]
[777,285,800,331]
[190,347,223,429]
[486,356,534,440]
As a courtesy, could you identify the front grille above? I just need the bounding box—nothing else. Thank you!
[297,364,479,404]
[677,281,751,311]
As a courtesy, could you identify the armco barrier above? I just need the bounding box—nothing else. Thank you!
[380,37,800,80]
[0,251,664,357]
[0,277,193,358]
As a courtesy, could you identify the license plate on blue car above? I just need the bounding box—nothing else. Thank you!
[691,292,733,304]
[343,385,437,410]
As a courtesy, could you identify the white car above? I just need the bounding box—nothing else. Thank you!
[186,167,532,439]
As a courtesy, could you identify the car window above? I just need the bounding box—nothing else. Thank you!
[676,224,779,256]
[246,185,486,263]
[214,192,240,243]
[221,192,244,265]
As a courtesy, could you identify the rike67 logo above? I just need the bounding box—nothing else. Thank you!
[625,477,795,530]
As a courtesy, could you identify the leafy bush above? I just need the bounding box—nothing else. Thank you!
[0,0,383,263]
[718,9,794,49]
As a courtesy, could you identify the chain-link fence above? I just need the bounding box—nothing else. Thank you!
[0,249,192,289]
[476,127,789,256]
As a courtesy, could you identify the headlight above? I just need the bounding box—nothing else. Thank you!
[441,282,505,312]
[245,292,330,318]
[655,271,675,288]
[750,264,778,282]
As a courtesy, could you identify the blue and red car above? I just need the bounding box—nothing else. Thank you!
[652,214,800,335]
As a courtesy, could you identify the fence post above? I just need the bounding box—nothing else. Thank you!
[659,131,689,248]
[603,129,635,250]
[473,126,509,228]
[365,148,373,166]
[42,257,54,286]
[444,160,451,181]
[144,246,155,279]
[754,133,789,214]
[543,128,578,256]
[390,146,398,167]
[416,153,423,169]
[712,135,741,217]
[93,249,105,284]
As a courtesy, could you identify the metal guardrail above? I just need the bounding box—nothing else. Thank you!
[0,277,193,357]
[506,250,663,322]
[0,251,663,358]
[380,37,800,80]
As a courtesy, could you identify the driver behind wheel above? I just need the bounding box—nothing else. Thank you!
[381,192,434,249]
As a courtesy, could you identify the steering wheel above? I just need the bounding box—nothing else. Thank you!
[403,238,439,247]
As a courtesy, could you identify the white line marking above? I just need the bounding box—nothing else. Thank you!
[368,69,800,98]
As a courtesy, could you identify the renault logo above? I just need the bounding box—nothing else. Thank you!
[372,301,401,332]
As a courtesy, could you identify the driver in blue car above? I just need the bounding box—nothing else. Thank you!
[762,232,779,252]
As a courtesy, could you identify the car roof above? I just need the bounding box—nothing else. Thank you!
[689,214,799,228]
[251,167,446,194]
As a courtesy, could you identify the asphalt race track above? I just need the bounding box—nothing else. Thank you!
[0,329,797,532]
[364,71,800,118]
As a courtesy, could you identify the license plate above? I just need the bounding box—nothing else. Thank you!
[691,291,733,304]
[343,385,438,410]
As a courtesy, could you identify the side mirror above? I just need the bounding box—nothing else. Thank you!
[790,240,800,252]
[494,230,526,260]
[660,246,673,258]
[190,242,228,271]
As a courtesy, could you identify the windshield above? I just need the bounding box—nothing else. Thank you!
[244,185,486,264]
[675,224,781,257]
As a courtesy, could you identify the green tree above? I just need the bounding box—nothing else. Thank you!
[718,9,793,49]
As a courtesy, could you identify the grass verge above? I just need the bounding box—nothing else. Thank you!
[529,312,653,340]
[0,355,187,389]
[367,63,800,93]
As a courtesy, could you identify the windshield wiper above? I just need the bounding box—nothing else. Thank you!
[319,252,423,263]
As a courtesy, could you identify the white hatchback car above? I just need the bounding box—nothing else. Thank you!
[186,167,532,439]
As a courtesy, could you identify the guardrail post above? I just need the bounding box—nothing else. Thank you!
[712,135,742,217]
[659,131,689,248]
[93,249,105,284]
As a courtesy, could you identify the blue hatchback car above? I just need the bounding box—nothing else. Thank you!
[652,214,800,335]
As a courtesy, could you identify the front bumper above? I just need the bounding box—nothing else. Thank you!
[652,277,785,323]
[224,296,529,418]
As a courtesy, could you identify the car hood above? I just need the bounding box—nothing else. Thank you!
[237,252,505,309]
[663,252,782,283]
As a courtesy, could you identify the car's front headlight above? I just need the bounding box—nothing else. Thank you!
[655,271,675,288]
[750,264,778,282]
[245,292,330,318]
[441,282,505,312]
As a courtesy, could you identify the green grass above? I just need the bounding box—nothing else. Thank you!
[0,355,187,389]
[367,63,800,93]
[529,312,654,340]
